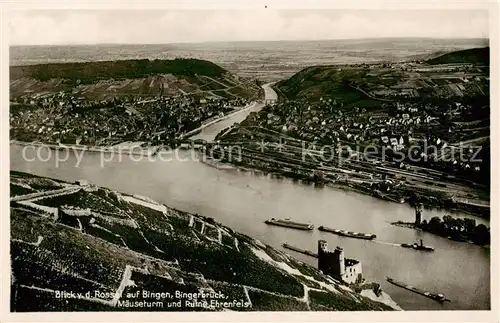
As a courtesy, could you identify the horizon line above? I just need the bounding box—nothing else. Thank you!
[9,36,490,47]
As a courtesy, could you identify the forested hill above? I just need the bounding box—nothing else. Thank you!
[10,58,228,84]
[426,47,489,65]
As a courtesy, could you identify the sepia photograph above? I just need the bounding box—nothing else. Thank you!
[3,1,497,320]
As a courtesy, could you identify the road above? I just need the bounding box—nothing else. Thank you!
[349,84,394,102]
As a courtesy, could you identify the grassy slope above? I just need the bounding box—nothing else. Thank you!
[9,58,263,101]
[276,65,382,109]
[10,58,228,84]
[426,47,489,65]
[277,47,489,104]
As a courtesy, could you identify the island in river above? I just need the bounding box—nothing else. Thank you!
[391,215,490,246]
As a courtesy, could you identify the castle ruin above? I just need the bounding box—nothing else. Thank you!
[318,240,362,284]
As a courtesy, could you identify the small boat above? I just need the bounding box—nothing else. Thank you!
[265,218,314,230]
[386,277,450,303]
[401,239,434,251]
[318,226,376,240]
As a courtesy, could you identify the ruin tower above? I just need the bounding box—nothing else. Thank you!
[318,240,328,253]
[333,246,345,277]
[317,240,345,278]
[317,240,329,273]
[415,202,423,226]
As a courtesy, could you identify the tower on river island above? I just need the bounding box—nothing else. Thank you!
[415,202,423,226]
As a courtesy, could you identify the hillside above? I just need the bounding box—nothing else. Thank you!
[10,58,228,83]
[10,171,400,312]
[275,65,381,107]
[275,55,489,104]
[10,58,260,101]
[426,47,489,65]
[216,55,489,215]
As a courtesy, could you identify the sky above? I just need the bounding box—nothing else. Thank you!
[9,9,489,45]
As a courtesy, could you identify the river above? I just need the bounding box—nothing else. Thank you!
[9,83,489,311]
[190,82,277,141]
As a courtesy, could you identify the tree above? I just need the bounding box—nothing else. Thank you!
[442,215,454,226]
[472,224,490,245]
[427,216,442,233]
[408,192,421,207]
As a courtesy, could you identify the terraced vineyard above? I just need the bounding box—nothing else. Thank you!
[9,171,399,312]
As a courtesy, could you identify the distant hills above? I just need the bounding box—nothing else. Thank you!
[10,58,228,84]
[426,47,489,65]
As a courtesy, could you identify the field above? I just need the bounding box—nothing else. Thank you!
[11,38,488,81]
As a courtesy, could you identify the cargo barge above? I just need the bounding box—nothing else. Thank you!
[265,218,314,230]
[282,243,318,258]
[401,239,435,251]
[386,277,450,303]
[390,221,416,229]
[318,226,376,240]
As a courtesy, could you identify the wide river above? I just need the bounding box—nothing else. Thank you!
[10,84,490,310]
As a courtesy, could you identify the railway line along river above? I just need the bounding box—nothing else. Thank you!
[9,83,489,311]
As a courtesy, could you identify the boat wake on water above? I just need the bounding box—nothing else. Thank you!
[373,240,435,251]
[372,240,402,247]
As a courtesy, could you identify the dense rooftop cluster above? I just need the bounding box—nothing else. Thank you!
[214,58,489,215]
[9,58,263,145]
[10,92,250,145]
[244,97,488,181]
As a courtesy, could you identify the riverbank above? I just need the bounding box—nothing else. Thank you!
[10,140,161,157]
[10,170,401,311]
[16,136,487,219]
[9,142,491,310]
[197,150,490,219]
[179,101,259,139]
